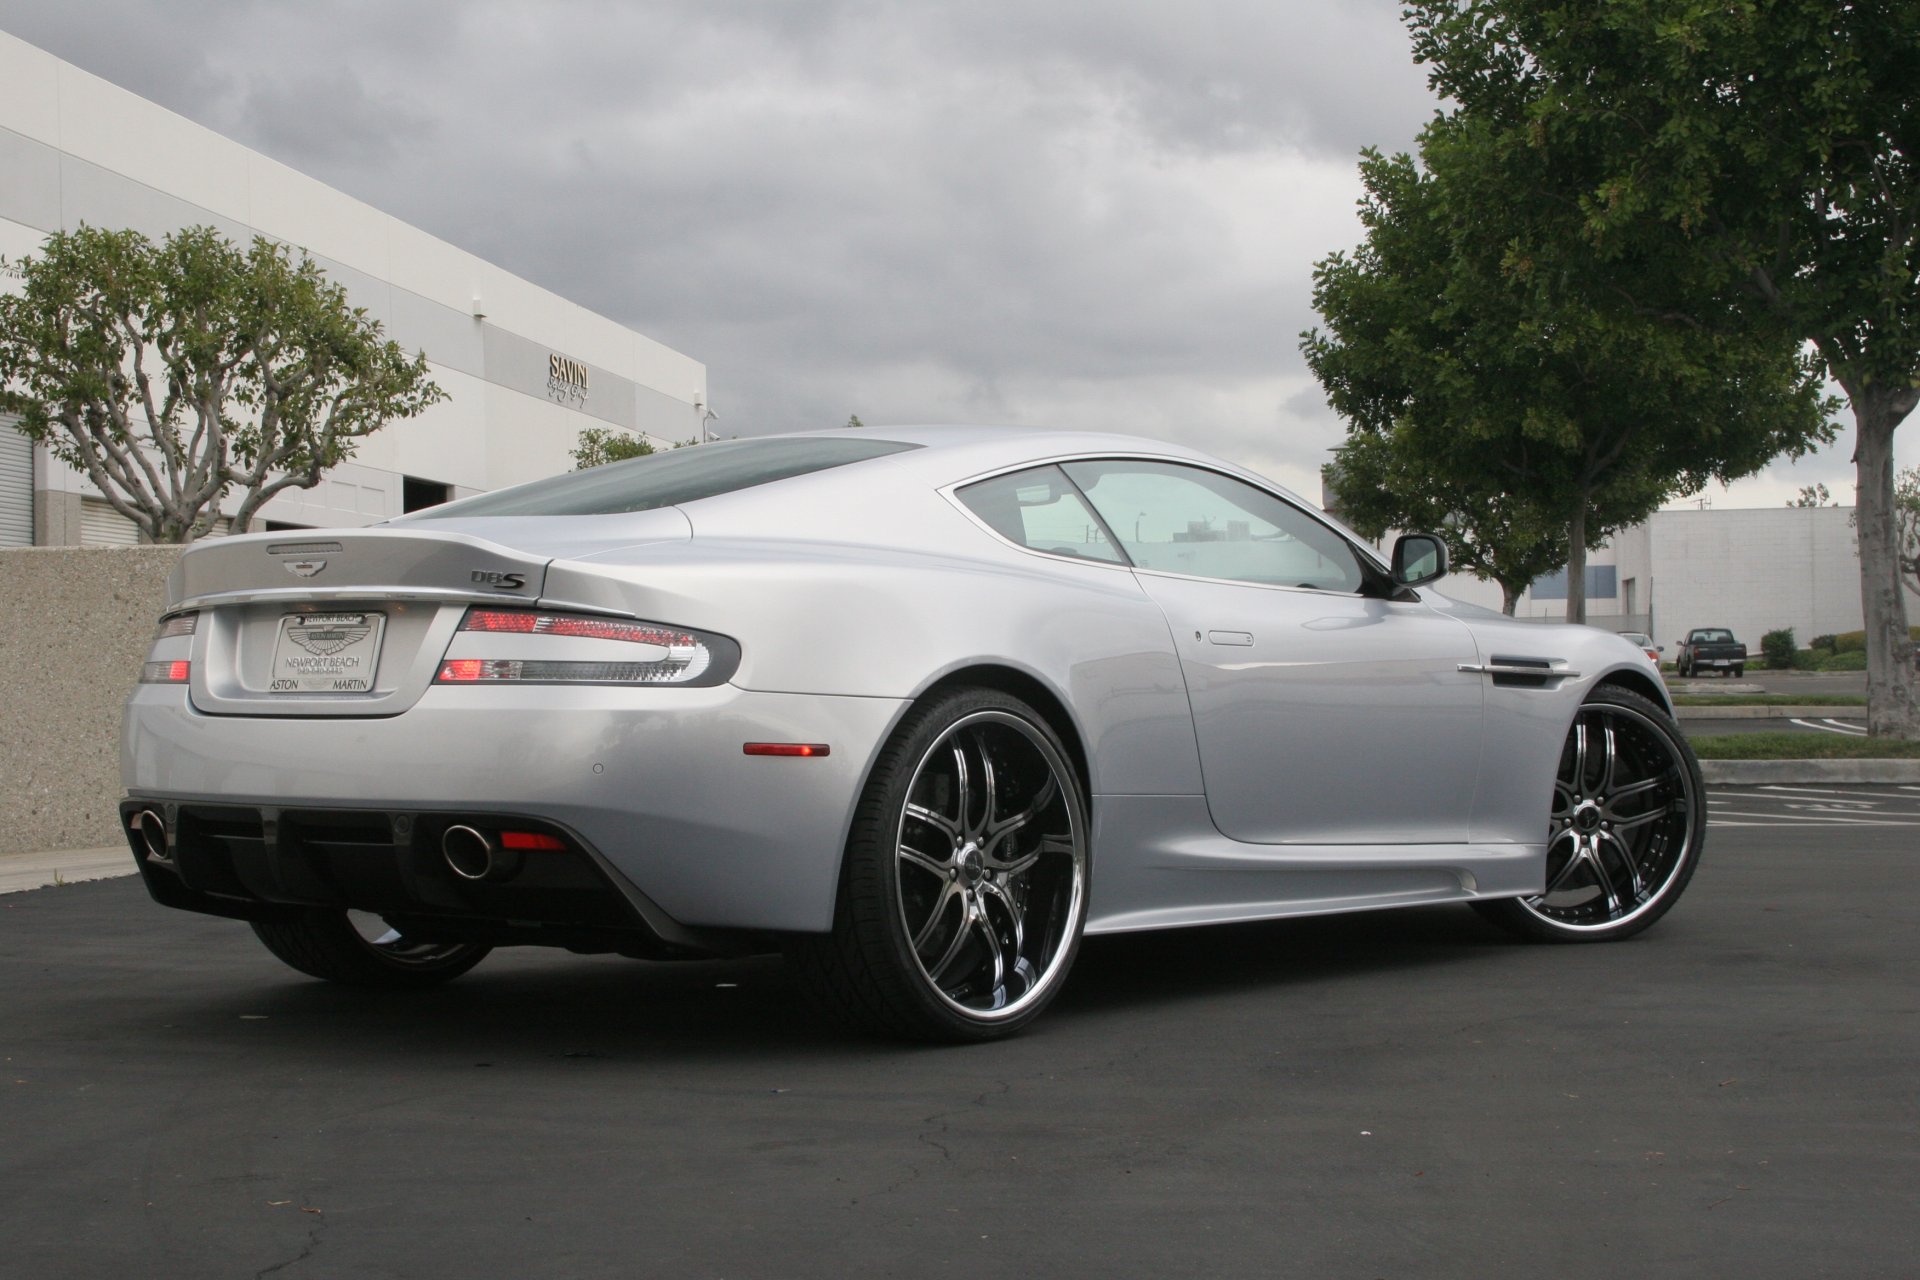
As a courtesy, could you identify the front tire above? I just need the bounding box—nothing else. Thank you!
[1474,684,1705,943]
[251,910,491,987]
[791,687,1090,1041]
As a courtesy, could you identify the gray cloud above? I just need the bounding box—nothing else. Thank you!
[17,0,1873,506]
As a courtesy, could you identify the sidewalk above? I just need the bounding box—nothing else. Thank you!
[2,845,134,896]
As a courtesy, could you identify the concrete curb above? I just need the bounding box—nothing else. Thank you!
[1674,704,1865,719]
[1,846,135,896]
[1700,759,1920,785]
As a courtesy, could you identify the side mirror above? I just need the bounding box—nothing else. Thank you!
[1656,646,1665,653]
[1391,533,1447,588]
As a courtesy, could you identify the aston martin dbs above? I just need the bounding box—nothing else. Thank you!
[121,426,1703,1040]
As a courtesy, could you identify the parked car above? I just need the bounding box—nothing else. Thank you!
[120,427,1703,1041]
[1676,627,1747,678]
[1617,631,1662,664]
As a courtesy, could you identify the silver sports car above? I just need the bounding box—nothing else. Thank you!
[122,426,1704,1040]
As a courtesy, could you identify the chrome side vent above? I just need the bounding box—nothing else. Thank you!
[1458,655,1581,688]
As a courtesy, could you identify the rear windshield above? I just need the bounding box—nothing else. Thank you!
[1692,629,1735,643]
[400,437,921,519]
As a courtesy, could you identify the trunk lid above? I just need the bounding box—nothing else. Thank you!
[167,513,689,717]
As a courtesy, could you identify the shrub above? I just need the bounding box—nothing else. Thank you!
[1814,649,1868,671]
[1760,628,1796,669]
[1810,634,1837,653]
[1831,627,1920,654]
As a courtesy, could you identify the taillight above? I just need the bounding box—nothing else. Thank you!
[140,613,197,683]
[435,608,738,686]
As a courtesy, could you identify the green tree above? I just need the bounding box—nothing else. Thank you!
[1789,483,1836,508]
[1325,435,1567,615]
[1303,144,1832,624]
[845,414,864,429]
[572,426,655,469]
[0,225,444,542]
[1403,0,1919,731]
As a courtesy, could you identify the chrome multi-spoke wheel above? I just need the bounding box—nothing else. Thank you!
[895,709,1084,1016]
[792,687,1089,1041]
[1475,685,1705,943]
[251,910,491,986]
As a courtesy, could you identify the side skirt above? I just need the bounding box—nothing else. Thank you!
[1085,794,1543,936]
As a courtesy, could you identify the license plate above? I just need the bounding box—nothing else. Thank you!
[269,612,385,693]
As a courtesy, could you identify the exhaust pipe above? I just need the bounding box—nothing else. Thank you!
[132,809,170,864]
[441,825,521,882]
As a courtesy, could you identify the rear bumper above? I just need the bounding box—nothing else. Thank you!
[122,683,909,933]
[119,798,732,956]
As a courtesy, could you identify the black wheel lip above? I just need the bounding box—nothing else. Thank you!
[1515,699,1700,935]
[891,707,1088,1024]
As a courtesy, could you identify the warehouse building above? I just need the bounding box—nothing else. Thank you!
[0,30,706,547]
[1508,504,1865,650]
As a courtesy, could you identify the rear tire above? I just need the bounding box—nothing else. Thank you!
[790,687,1089,1041]
[1474,684,1704,943]
[251,910,491,987]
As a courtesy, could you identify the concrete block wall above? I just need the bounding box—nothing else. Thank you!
[1647,507,1861,648]
[0,546,180,853]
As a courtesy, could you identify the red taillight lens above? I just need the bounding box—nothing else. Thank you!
[463,610,698,648]
[436,609,735,686]
[140,659,190,684]
[743,743,831,757]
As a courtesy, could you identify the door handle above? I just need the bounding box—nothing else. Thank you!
[1207,631,1255,647]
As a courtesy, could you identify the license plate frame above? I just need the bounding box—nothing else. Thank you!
[269,611,386,693]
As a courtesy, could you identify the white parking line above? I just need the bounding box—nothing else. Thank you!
[1705,810,1920,826]
[1756,786,1920,801]
[1787,717,1869,736]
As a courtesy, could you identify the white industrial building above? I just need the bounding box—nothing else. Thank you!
[1495,505,1864,648]
[0,30,706,548]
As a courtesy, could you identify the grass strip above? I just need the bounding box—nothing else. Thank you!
[1690,732,1920,759]
[1670,694,1866,707]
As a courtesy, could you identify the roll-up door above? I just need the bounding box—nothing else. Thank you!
[80,498,232,545]
[0,418,32,547]
[80,497,141,545]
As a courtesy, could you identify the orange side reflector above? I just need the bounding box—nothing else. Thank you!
[742,743,831,758]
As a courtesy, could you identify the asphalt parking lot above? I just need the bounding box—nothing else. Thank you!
[1669,669,1872,738]
[4,787,1915,1279]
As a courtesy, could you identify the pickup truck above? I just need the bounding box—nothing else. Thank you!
[1676,627,1746,678]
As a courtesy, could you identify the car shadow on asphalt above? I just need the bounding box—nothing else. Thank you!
[123,903,1514,1058]
[11,877,1515,1057]
[1058,904,1510,1020]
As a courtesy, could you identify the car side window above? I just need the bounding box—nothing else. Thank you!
[1061,459,1365,592]
[955,465,1126,563]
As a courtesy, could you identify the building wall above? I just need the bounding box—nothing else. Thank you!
[0,30,705,543]
[1645,506,1861,648]
[1501,506,1863,647]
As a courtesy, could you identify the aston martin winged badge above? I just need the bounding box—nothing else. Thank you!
[287,616,372,656]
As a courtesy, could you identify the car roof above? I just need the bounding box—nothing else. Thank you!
[766,423,1314,503]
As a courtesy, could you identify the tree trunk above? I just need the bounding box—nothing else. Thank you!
[1565,485,1589,624]
[1854,394,1920,738]
[1500,581,1521,615]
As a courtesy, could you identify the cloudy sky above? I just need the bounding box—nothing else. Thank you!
[0,0,1893,505]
